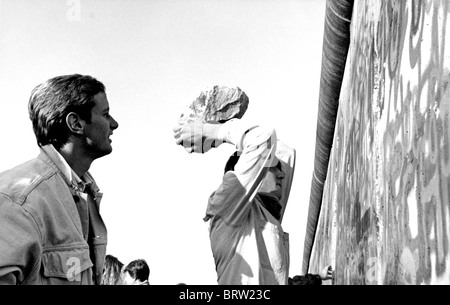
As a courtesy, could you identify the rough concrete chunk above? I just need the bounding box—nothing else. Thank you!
[181,86,249,122]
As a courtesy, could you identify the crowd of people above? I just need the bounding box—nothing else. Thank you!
[100,253,334,285]
[101,255,150,285]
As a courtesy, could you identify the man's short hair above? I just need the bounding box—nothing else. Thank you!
[123,259,150,282]
[28,74,106,149]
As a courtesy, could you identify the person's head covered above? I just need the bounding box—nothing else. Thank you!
[28,74,106,150]
[122,259,150,285]
[223,139,295,223]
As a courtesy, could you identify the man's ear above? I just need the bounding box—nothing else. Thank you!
[66,112,84,135]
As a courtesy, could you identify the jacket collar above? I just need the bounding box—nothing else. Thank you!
[40,145,100,195]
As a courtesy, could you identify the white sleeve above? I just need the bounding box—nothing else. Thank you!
[205,119,278,226]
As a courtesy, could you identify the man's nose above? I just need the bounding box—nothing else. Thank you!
[110,116,119,130]
[277,171,285,180]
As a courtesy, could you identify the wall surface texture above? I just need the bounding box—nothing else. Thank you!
[309,0,450,285]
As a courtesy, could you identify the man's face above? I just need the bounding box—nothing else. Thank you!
[83,92,119,159]
[259,162,285,200]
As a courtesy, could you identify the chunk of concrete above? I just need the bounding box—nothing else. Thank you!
[181,86,249,122]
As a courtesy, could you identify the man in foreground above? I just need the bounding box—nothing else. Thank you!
[0,74,119,284]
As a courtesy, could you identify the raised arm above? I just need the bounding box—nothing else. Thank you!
[173,117,227,154]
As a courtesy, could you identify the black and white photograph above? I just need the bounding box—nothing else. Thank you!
[1,0,449,293]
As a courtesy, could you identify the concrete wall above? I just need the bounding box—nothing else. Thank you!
[309,0,450,285]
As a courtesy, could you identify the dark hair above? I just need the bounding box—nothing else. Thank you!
[224,152,241,174]
[101,254,124,285]
[123,259,150,282]
[289,274,322,285]
[28,74,106,149]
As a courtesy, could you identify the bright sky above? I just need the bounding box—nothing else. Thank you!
[0,0,326,285]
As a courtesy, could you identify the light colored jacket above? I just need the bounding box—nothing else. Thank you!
[204,119,295,285]
[0,146,107,285]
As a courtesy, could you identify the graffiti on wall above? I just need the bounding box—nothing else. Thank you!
[310,0,450,285]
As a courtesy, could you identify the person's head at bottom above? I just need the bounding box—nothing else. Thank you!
[122,259,150,285]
